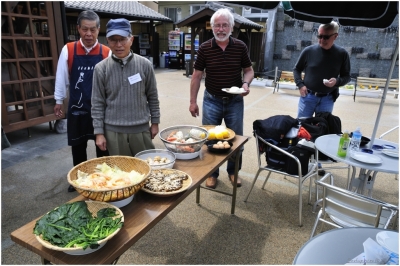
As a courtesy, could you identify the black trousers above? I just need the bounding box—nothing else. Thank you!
[71,141,109,166]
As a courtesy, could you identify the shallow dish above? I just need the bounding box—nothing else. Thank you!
[141,169,192,197]
[201,125,235,141]
[68,156,151,202]
[135,149,176,169]
[381,149,399,158]
[350,152,383,164]
[35,201,123,255]
[222,88,246,94]
[206,140,233,153]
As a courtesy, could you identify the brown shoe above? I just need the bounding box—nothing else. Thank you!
[205,177,217,189]
[229,175,242,187]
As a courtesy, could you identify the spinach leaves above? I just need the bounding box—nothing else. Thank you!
[33,201,123,250]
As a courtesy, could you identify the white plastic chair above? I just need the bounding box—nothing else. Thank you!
[310,173,399,239]
[244,132,318,227]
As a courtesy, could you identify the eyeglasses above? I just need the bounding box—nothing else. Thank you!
[212,24,230,29]
[316,33,337,40]
[108,37,130,46]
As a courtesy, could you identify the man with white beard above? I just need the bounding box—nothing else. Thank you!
[189,8,254,189]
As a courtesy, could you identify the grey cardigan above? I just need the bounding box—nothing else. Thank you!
[92,53,160,134]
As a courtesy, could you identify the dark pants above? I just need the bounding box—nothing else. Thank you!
[71,141,109,166]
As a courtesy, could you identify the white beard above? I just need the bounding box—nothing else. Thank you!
[213,32,231,42]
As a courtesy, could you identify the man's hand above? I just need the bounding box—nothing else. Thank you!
[189,103,199,118]
[241,83,250,96]
[150,124,159,139]
[95,134,107,151]
[299,86,308,97]
[54,104,63,118]
[323,78,337,88]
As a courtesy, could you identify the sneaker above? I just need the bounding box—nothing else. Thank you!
[296,139,315,152]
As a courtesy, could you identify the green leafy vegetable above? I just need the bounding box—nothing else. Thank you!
[33,201,123,250]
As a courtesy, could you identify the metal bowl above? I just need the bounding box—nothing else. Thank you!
[159,125,209,159]
[135,149,176,169]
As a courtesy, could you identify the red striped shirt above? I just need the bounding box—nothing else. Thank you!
[194,37,252,97]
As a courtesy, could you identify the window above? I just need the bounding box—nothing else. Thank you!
[190,5,206,14]
[164,7,177,23]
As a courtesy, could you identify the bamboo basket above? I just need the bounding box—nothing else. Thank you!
[35,201,123,255]
[67,156,151,201]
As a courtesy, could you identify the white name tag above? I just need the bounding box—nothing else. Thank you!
[128,73,142,85]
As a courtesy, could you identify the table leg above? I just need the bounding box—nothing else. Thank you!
[196,186,200,204]
[41,257,51,265]
[230,150,240,215]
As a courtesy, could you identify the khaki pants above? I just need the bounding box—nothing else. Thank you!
[105,130,155,156]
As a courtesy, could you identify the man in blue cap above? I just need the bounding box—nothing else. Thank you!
[92,18,160,157]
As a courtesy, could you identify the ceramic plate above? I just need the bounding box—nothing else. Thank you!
[350,152,383,164]
[222,88,246,94]
[201,125,235,141]
[141,169,192,197]
[381,149,399,158]
[376,231,399,254]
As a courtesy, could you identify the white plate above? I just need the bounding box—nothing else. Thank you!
[376,231,399,254]
[64,241,107,255]
[222,88,246,94]
[382,149,399,158]
[351,152,383,164]
[108,195,134,208]
[173,150,200,160]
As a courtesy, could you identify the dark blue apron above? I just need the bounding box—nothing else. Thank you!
[67,42,104,146]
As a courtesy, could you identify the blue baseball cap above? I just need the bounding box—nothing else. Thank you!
[106,18,131,37]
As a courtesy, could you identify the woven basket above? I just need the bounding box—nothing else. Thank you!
[35,201,124,254]
[67,156,151,201]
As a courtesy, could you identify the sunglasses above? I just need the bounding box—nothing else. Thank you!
[317,33,337,40]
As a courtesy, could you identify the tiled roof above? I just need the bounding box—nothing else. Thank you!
[64,1,173,22]
[176,2,263,30]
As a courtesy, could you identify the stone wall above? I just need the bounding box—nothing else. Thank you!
[272,8,399,79]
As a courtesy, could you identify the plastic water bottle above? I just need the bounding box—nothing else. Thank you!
[337,130,350,157]
[348,127,362,156]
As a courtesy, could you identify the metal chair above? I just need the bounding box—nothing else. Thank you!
[312,147,352,212]
[379,125,399,180]
[310,173,399,239]
[244,132,318,227]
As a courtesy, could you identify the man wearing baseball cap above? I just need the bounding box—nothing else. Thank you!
[91,18,160,157]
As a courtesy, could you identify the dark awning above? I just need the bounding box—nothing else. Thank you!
[223,1,398,29]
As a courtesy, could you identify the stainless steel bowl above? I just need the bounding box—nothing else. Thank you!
[135,149,176,169]
[159,125,209,159]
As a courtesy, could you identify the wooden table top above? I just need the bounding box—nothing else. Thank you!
[10,135,249,264]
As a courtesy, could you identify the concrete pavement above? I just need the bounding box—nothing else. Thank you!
[1,68,398,264]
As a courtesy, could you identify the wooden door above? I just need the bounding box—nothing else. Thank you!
[1,1,59,133]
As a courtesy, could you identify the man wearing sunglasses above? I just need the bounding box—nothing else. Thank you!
[293,21,351,118]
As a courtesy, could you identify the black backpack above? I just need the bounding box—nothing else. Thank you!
[300,117,329,142]
[253,115,298,142]
[315,112,342,134]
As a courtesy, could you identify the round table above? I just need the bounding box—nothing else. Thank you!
[315,135,398,196]
[293,227,396,264]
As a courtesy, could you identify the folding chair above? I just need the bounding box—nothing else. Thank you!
[244,132,318,227]
[310,173,399,239]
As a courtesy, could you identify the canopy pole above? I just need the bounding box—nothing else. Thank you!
[369,38,399,146]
